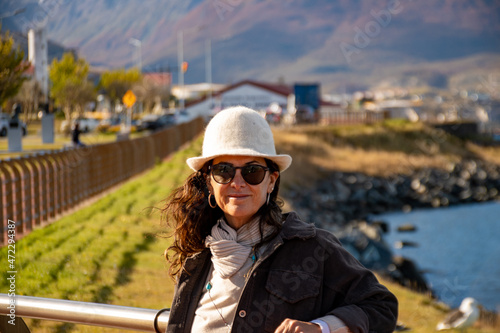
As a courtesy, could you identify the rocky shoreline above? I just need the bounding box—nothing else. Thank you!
[286,158,500,294]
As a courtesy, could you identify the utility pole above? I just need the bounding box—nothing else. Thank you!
[177,31,184,110]
[205,39,212,110]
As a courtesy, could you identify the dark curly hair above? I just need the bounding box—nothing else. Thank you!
[162,159,284,279]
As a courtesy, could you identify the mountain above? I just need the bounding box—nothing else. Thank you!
[2,0,500,93]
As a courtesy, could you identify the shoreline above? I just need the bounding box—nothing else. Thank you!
[378,201,500,313]
[287,158,500,228]
[283,158,500,312]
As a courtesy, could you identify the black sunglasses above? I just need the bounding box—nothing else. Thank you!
[209,163,270,185]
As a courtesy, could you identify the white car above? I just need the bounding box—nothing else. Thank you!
[0,113,27,136]
[60,117,100,133]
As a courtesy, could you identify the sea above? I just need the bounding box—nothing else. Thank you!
[374,201,500,312]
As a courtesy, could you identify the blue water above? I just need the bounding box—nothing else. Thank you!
[375,201,500,311]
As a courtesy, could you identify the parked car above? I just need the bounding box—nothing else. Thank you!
[60,117,100,133]
[107,119,139,133]
[97,116,121,132]
[0,113,27,136]
[295,105,317,124]
[77,117,100,132]
[137,113,175,131]
[175,109,192,124]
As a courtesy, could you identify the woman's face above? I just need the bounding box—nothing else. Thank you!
[208,155,279,230]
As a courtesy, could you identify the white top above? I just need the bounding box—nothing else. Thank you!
[192,257,254,332]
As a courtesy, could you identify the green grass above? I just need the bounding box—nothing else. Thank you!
[299,119,469,156]
[0,135,201,332]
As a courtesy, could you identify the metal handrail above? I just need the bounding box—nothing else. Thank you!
[0,294,169,332]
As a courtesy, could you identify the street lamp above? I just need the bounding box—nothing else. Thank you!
[205,38,212,109]
[177,30,185,110]
[129,38,142,72]
[177,25,206,110]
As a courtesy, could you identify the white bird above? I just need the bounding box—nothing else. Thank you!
[436,297,480,331]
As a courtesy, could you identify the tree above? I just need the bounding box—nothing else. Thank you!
[16,79,43,123]
[100,68,142,111]
[0,28,30,108]
[49,52,96,121]
[135,75,171,113]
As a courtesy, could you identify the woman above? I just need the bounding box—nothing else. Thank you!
[163,106,398,333]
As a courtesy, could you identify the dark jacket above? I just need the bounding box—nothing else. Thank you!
[166,212,398,333]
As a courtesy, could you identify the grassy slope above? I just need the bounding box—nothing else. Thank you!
[0,137,200,332]
[1,121,498,332]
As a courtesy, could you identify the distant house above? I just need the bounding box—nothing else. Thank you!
[184,80,293,120]
[143,72,172,87]
[171,82,226,101]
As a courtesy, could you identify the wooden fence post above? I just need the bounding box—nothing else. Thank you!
[13,158,33,234]
[4,160,24,235]
[38,154,56,220]
[0,162,14,245]
[23,156,42,227]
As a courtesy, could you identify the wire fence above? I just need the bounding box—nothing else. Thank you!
[0,117,204,246]
[319,110,389,125]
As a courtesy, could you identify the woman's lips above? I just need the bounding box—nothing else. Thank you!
[228,194,250,199]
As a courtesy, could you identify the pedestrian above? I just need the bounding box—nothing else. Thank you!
[162,106,398,333]
[71,122,85,147]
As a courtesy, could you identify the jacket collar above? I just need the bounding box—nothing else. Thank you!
[280,212,316,240]
[251,212,316,266]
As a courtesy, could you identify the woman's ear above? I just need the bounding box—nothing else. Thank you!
[268,172,279,192]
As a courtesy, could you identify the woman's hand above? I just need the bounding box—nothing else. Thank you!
[274,318,322,333]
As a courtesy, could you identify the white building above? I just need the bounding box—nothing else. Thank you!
[28,28,49,102]
[171,82,226,101]
[184,80,293,120]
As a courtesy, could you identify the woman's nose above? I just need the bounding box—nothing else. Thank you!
[231,169,246,187]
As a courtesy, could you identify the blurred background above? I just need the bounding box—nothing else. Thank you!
[1,0,499,131]
[1,1,499,332]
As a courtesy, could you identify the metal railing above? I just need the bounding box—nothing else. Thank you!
[0,117,205,246]
[0,294,169,332]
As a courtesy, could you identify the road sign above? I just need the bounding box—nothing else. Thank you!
[122,90,136,108]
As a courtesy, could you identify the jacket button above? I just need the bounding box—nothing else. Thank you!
[239,310,246,318]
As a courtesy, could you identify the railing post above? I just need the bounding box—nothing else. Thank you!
[39,154,56,220]
[49,151,64,216]
[0,162,14,246]
[54,151,70,213]
[23,156,42,228]
[121,140,132,180]
[102,143,115,189]
[4,160,24,234]
[34,154,48,223]
[13,158,33,234]
[86,146,98,197]
[94,145,106,194]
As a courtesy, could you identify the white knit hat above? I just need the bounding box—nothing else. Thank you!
[187,106,292,172]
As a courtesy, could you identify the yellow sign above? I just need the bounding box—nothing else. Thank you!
[122,90,136,108]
